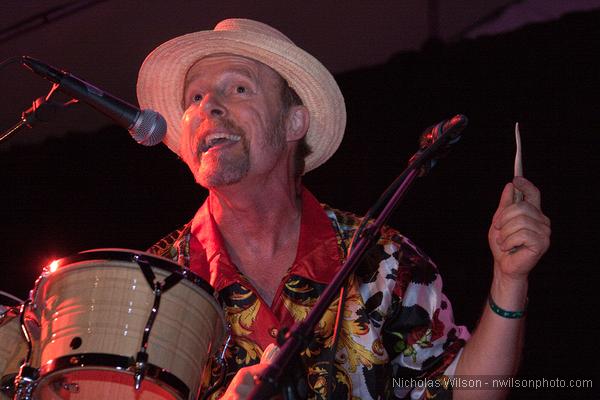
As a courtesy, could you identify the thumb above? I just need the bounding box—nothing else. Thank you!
[493,183,514,223]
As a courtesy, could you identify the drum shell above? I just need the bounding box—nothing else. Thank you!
[0,309,26,378]
[0,309,26,400]
[0,305,40,400]
[32,254,225,399]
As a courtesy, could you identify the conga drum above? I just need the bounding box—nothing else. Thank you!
[29,249,226,400]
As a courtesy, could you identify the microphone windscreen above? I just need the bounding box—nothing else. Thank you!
[130,109,167,146]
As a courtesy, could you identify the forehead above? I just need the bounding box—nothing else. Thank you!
[184,53,283,88]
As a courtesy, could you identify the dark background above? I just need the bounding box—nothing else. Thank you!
[1,7,599,400]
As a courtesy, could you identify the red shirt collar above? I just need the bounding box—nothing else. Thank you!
[188,187,343,292]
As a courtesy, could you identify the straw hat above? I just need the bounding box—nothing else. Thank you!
[137,18,346,173]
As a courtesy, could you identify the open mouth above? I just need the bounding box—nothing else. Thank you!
[200,132,242,153]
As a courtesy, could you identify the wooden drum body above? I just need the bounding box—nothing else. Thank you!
[0,307,27,399]
[30,249,225,400]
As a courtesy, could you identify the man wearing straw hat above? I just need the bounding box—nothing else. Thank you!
[138,19,550,399]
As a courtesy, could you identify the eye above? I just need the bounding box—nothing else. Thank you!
[192,93,203,103]
[235,86,247,94]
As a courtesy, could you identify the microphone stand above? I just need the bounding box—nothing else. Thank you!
[247,114,468,400]
[0,83,76,144]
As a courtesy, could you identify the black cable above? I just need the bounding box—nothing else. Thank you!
[0,56,22,71]
[0,0,108,44]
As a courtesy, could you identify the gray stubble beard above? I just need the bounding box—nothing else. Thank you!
[196,137,251,188]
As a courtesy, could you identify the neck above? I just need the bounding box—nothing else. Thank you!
[208,177,302,257]
[207,143,302,237]
[209,177,302,234]
[207,178,303,306]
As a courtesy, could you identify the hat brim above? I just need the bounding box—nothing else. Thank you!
[137,29,346,173]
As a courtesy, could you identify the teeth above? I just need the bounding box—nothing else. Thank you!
[206,133,241,146]
[200,132,241,152]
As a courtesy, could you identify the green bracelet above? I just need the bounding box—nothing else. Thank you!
[488,295,527,319]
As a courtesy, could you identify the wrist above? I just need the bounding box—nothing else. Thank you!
[491,266,529,310]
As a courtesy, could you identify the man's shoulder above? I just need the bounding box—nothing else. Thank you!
[321,203,412,248]
[322,203,437,296]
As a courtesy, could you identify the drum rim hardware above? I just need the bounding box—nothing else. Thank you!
[38,352,189,399]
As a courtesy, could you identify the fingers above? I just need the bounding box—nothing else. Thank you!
[496,228,550,255]
[260,343,280,363]
[496,182,515,212]
[223,346,278,399]
[494,201,551,230]
[513,176,541,208]
[494,177,549,229]
[239,370,257,396]
[492,182,515,227]
[224,364,266,399]
[491,178,551,257]
[494,214,552,251]
[490,178,551,275]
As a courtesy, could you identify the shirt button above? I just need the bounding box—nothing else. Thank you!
[269,328,279,338]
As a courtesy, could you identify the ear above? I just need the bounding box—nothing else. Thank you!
[284,105,310,142]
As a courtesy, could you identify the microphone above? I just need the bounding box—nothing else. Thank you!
[410,114,468,176]
[21,56,166,146]
[418,114,468,150]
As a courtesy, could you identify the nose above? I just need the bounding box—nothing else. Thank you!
[198,93,226,118]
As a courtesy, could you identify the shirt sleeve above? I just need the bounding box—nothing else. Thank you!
[381,234,470,399]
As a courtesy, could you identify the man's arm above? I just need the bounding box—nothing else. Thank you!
[454,177,551,399]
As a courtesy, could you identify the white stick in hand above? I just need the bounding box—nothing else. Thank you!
[510,122,524,254]
[513,122,524,203]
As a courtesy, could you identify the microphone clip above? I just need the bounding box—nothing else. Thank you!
[1,83,78,144]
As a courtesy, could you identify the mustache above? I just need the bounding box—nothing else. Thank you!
[211,118,244,135]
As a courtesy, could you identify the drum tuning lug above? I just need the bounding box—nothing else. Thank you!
[15,365,38,383]
[134,351,148,390]
[50,378,80,394]
[62,381,80,393]
[134,368,145,390]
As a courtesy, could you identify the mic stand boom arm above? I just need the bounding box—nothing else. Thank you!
[247,114,468,400]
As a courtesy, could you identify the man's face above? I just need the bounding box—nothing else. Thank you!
[180,54,288,188]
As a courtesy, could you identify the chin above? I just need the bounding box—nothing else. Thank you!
[187,149,250,188]
[195,165,249,188]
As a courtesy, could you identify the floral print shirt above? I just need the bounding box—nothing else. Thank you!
[148,188,470,399]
